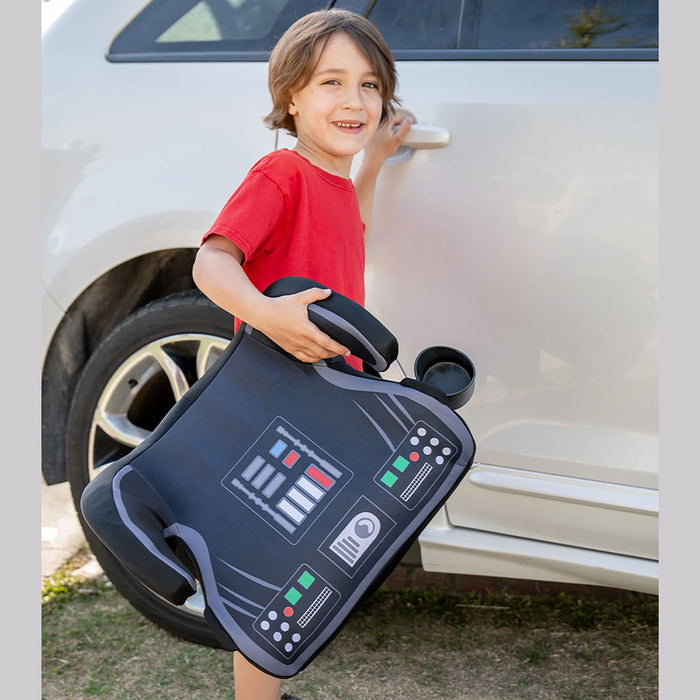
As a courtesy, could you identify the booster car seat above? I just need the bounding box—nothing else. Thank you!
[81,276,476,677]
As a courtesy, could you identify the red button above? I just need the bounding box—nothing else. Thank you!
[306,465,334,489]
[283,451,300,468]
[410,451,419,461]
[283,607,294,617]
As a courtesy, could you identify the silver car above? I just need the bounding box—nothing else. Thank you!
[42,0,659,648]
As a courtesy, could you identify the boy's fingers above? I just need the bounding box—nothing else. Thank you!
[294,350,318,364]
[295,331,350,362]
[299,289,352,357]
[296,287,332,304]
[394,115,413,141]
[308,326,351,358]
[274,288,352,360]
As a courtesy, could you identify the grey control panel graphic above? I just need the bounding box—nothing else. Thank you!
[373,421,457,510]
[253,564,340,658]
[222,417,353,544]
[319,496,396,578]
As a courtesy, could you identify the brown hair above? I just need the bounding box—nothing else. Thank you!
[264,9,399,136]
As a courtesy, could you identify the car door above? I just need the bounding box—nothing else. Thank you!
[331,0,658,588]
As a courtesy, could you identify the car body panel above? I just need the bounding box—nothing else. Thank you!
[446,463,657,558]
[420,507,657,594]
[355,59,658,572]
[363,59,658,486]
[42,285,65,358]
[42,1,275,311]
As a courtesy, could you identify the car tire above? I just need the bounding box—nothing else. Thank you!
[66,290,234,648]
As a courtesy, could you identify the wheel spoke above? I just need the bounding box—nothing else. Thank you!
[92,352,162,452]
[195,336,227,379]
[94,411,150,448]
[89,333,230,473]
[147,341,191,401]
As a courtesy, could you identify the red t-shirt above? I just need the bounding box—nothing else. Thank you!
[202,148,366,369]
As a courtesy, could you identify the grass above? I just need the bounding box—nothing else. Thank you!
[42,552,658,700]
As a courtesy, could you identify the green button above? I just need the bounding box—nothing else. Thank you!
[393,456,409,472]
[297,571,315,589]
[380,471,398,487]
[285,587,302,605]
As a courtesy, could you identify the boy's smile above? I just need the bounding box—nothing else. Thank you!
[288,31,383,178]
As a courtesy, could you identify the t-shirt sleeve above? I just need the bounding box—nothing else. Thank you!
[202,170,286,262]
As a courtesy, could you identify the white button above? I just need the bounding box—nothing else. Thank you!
[442,447,451,456]
[261,620,270,631]
[436,456,444,465]
[423,446,432,455]
[292,633,301,642]
[268,611,278,621]
[410,437,419,445]
[281,622,290,632]
[285,643,293,653]
[417,428,427,437]
[430,437,439,446]
[274,632,282,642]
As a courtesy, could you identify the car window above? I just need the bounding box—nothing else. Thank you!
[156,0,287,42]
[469,0,658,49]
[338,0,657,52]
[109,0,329,59]
[109,0,658,60]
[364,0,464,50]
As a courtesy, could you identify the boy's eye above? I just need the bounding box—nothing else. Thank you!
[363,82,380,90]
[323,79,340,86]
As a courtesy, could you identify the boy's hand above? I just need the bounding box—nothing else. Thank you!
[362,113,413,168]
[354,112,413,236]
[255,287,352,363]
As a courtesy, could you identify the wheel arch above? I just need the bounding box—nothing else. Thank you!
[42,248,200,485]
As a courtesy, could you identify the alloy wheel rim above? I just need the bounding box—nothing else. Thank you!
[87,332,228,616]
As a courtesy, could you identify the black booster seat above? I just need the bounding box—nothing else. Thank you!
[81,276,476,677]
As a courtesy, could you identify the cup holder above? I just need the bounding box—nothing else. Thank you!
[414,346,475,410]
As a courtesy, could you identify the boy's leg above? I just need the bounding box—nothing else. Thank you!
[233,651,283,700]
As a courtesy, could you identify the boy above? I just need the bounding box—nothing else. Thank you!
[193,9,412,699]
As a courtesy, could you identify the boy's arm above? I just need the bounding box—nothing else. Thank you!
[192,235,351,363]
[354,113,413,236]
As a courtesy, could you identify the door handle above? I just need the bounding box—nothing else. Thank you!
[401,123,450,150]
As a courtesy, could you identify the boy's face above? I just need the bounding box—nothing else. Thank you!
[288,31,383,176]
